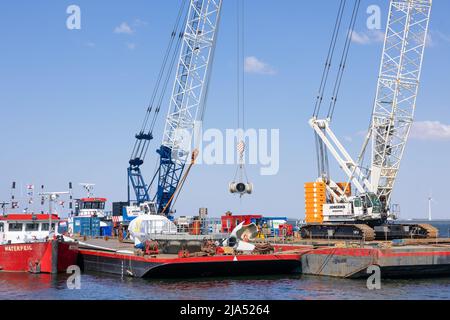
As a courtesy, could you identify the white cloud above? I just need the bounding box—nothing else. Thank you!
[410,121,450,141]
[351,30,384,45]
[114,19,148,35]
[126,43,137,50]
[435,30,450,43]
[133,19,148,27]
[343,135,353,143]
[351,31,371,45]
[356,130,369,137]
[114,22,134,34]
[425,30,450,47]
[244,56,276,75]
[425,33,435,48]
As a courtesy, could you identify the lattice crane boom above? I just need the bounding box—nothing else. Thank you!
[156,0,222,215]
[128,0,222,215]
[369,0,432,208]
[128,0,223,216]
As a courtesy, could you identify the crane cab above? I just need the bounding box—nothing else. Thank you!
[322,193,384,223]
[123,201,158,222]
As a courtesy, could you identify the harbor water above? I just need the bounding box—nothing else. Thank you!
[1,272,450,300]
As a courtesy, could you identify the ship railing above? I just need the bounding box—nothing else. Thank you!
[174,217,223,236]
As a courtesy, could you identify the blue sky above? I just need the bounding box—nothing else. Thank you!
[0,0,449,220]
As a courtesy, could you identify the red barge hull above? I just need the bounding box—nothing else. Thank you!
[301,246,450,279]
[78,249,303,278]
[0,240,78,274]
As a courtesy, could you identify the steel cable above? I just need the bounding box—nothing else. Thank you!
[130,0,188,160]
[327,0,361,120]
[312,0,347,118]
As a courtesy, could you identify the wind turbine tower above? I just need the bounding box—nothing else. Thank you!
[428,192,433,222]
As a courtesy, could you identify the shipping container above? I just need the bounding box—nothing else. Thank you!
[73,217,101,237]
[91,217,100,237]
[112,202,129,217]
[261,217,288,237]
[100,226,112,237]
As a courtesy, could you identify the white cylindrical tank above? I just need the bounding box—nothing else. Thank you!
[128,215,178,245]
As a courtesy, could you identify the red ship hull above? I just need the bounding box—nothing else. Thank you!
[0,240,78,274]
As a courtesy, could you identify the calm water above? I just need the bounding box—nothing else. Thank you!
[1,221,450,301]
[1,273,450,300]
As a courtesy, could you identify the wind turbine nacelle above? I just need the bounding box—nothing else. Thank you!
[229,182,253,195]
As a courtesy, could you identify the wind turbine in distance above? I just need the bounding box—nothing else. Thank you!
[428,191,436,222]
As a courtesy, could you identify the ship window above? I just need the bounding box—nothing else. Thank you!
[0,223,4,232]
[82,202,92,209]
[26,223,40,231]
[82,202,105,210]
[91,202,104,210]
[41,223,56,231]
[9,223,23,232]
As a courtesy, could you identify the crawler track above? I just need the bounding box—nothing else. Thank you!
[300,224,376,241]
[301,223,439,241]
[415,224,439,238]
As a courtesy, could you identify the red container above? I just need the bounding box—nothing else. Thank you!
[221,214,263,234]
[279,224,294,237]
[190,220,201,235]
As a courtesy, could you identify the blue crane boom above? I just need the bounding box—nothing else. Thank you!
[128,0,223,216]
